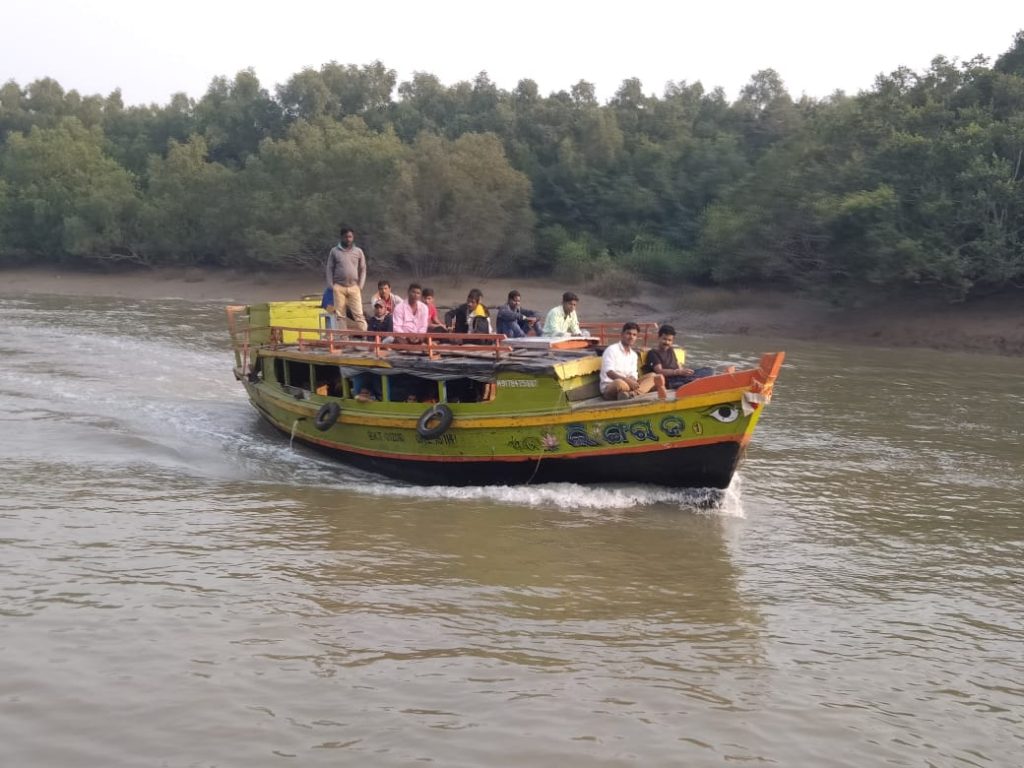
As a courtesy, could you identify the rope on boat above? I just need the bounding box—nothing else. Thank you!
[528,454,544,483]
[525,385,569,484]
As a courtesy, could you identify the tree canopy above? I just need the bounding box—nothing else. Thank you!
[2,34,1024,302]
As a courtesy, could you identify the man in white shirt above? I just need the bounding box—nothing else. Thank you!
[391,283,429,342]
[600,322,666,400]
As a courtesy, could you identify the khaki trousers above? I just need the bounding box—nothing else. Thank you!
[332,283,367,331]
[601,372,665,400]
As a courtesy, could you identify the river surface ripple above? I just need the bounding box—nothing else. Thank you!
[0,294,1021,767]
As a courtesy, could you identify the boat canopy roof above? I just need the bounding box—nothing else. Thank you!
[267,344,602,383]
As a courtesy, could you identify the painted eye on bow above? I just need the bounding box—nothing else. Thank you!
[708,404,740,423]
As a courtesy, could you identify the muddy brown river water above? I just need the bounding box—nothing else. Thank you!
[0,294,1021,767]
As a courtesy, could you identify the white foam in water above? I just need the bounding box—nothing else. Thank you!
[716,473,746,517]
[119,397,749,515]
[288,464,745,514]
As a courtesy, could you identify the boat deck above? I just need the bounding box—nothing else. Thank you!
[568,391,673,411]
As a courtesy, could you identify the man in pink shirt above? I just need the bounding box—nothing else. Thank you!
[392,283,430,343]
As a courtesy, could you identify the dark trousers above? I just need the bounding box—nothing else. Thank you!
[666,367,715,388]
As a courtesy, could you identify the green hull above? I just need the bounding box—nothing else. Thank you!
[228,302,783,489]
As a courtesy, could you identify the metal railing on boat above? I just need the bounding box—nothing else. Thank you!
[294,326,515,360]
[579,321,658,346]
[227,305,662,375]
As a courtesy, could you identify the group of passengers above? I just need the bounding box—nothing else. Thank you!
[324,226,710,402]
[361,285,584,342]
[326,226,582,339]
[599,322,713,401]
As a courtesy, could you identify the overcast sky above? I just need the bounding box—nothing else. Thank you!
[3,1,1021,106]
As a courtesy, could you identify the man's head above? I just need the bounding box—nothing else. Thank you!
[657,324,676,350]
[373,299,386,317]
[422,287,435,304]
[620,321,640,349]
[561,291,579,314]
[467,288,483,311]
[407,282,422,305]
[378,279,392,298]
[507,290,521,308]
[339,227,354,246]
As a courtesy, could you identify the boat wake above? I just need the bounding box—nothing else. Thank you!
[256,442,746,515]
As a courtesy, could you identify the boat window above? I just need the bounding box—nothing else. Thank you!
[388,374,441,403]
[443,378,496,403]
[311,364,343,397]
[347,372,383,402]
[273,358,285,384]
[284,360,311,390]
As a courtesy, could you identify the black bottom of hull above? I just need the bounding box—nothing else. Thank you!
[261,414,742,489]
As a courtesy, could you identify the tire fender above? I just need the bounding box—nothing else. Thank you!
[416,404,454,439]
[314,401,341,431]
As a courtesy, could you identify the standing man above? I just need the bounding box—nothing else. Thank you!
[392,283,430,342]
[325,226,367,331]
[542,291,582,337]
[600,322,666,400]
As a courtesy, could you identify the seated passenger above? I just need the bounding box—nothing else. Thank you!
[542,291,582,337]
[496,290,540,338]
[421,288,447,333]
[392,283,430,342]
[367,299,393,334]
[600,322,666,401]
[351,373,382,401]
[644,324,714,388]
[444,289,492,334]
[370,279,402,315]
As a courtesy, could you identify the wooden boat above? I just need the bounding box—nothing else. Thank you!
[226,301,783,490]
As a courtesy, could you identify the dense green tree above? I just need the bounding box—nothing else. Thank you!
[235,118,412,267]
[403,131,534,275]
[0,118,139,264]
[1,31,1023,301]
[278,61,397,129]
[195,69,284,166]
[140,135,235,265]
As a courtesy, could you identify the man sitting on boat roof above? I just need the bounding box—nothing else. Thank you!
[601,322,666,401]
[542,292,582,337]
[421,288,447,333]
[392,283,430,342]
[496,290,540,338]
[367,299,393,335]
[644,324,714,388]
[370,279,402,315]
[444,289,492,334]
